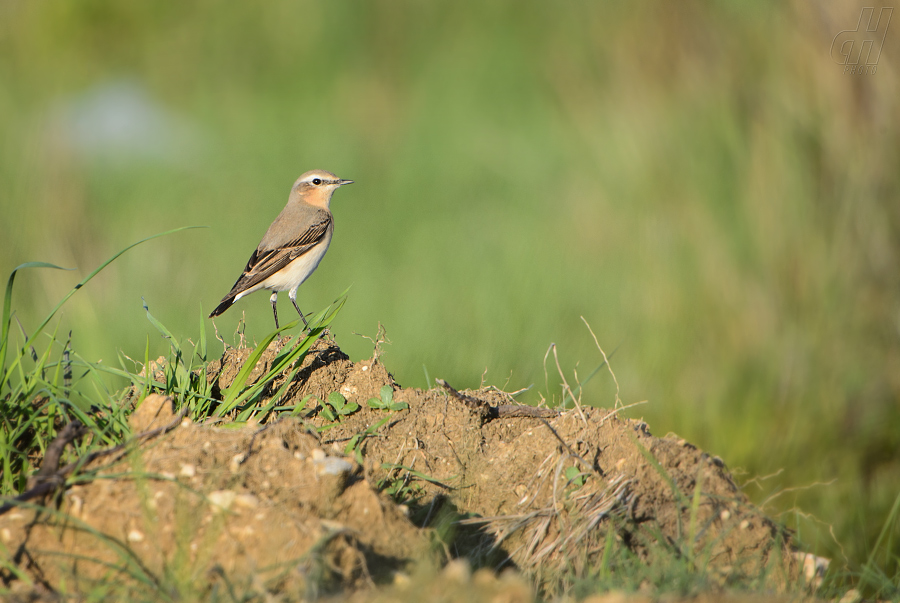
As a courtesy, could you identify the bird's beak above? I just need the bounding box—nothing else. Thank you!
[338,179,354,186]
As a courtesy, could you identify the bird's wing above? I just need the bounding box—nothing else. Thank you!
[224,213,333,298]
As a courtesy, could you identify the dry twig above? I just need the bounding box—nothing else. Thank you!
[435,379,559,422]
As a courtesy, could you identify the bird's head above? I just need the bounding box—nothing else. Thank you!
[291,170,353,209]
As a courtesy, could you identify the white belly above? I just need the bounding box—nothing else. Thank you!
[234,231,332,300]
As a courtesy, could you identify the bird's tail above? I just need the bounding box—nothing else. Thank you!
[209,296,235,318]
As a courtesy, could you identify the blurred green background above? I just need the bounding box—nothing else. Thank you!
[1,0,898,570]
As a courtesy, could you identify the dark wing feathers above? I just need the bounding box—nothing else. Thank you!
[278,214,333,250]
[208,214,332,318]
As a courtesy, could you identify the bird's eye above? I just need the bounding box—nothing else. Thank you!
[312,178,322,185]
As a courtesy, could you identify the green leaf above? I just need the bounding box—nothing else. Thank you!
[366,398,382,409]
[341,401,359,415]
[564,466,586,487]
[388,401,409,411]
[327,391,346,411]
[380,385,393,405]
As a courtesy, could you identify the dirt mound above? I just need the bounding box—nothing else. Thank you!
[0,337,796,597]
[210,339,791,579]
[0,393,426,597]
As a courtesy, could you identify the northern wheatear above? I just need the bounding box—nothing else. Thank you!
[209,170,353,329]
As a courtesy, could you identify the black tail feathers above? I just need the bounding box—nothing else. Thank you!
[208,296,235,319]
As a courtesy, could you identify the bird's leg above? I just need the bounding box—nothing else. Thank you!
[270,291,280,329]
[289,288,309,328]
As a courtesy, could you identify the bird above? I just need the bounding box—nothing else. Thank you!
[209,169,353,329]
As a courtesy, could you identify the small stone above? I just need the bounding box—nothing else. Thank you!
[208,490,236,512]
[793,552,830,589]
[179,464,196,477]
[314,456,354,477]
[839,588,861,603]
[472,568,496,587]
[720,510,731,521]
[392,571,411,588]
[1,528,11,543]
[311,448,326,461]
[739,519,750,530]
[68,495,84,517]
[127,529,145,543]
[442,559,471,584]
[180,417,192,428]
[234,494,259,509]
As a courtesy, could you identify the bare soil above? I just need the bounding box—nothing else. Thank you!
[0,337,799,600]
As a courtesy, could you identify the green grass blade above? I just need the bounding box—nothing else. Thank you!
[197,306,207,364]
[216,293,348,417]
[216,321,299,416]
[1,262,72,391]
[142,298,179,353]
[1,227,205,391]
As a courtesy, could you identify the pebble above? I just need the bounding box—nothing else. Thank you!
[208,490,236,512]
[234,494,259,508]
[442,559,471,584]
